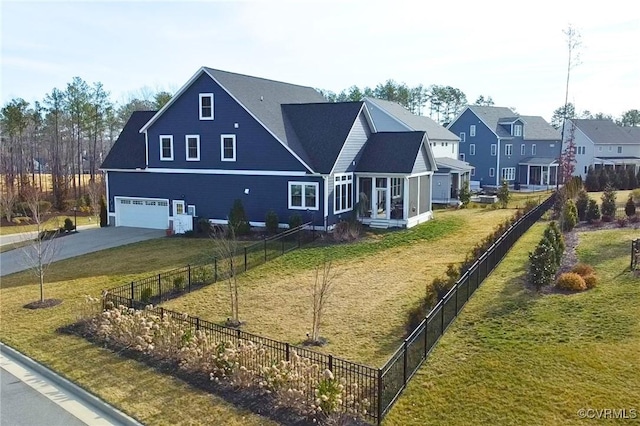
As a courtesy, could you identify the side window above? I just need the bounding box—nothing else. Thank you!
[199,93,214,120]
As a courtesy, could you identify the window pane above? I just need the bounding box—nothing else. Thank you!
[291,184,302,207]
[347,182,352,209]
[305,185,316,208]
[223,137,234,158]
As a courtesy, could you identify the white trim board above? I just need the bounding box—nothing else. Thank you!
[101,168,314,177]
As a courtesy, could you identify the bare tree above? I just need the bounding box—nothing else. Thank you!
[85,177,104,224]
[308,259,336,344]
[211,225,241,327]
[20,186,62,306]
[0,186,18,223]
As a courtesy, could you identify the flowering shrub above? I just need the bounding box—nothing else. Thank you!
[83,305,370,422]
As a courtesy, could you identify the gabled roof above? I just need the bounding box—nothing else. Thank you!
[571,119,637,145]
[139,67,327,172]
[364,97,459,141]
[356,132,428,174]
[101,111,157,169]
[623,126,640,142]
[460,106,560,141]
[282,102,364,174]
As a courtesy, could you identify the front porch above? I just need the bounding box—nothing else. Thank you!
[356,174,432,229]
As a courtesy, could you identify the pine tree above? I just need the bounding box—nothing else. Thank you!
[497,180,511,208]
[600,185,617,218]
[586,199,601,223]
[585,167,599,191]
[575,189,589,221]
[625,195,637,218]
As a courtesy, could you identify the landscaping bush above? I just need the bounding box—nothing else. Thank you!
[625,195,637,218]
[576,189,589,221]
[571,263,595,277]
[585,167,599,191]
[229,199,251,236]
[561,199,578,231]
[265,210,279,235]
[63,217,75,232]
[556,272,586,291]
[544,222,564,265]
[99,196,108,227]
[617,217,628,227]
[528,238,556,291]
[197,218,211,235]
[586,199,601,223]
[601,215,613,223]
[288,213,303,230]
[600,185,617,218]
[459,181,471,207]
[497,180,510,208]
[583,274,598,289]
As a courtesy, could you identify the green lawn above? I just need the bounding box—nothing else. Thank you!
[383,226,640,425]
[0,215,97,235]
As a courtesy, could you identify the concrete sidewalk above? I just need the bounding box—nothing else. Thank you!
[1,342,143,426]
[0,226,165,276]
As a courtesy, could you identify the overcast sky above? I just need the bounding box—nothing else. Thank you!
[2,0,638,122]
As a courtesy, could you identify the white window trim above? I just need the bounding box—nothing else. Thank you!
[199,93,214,120]
[460,132,466,142]
[489,167,495,177]
[513,124,522,137]
[185,134,200,161]
[469,144,475,156]
[531,144,536,155]
[334,173,353,214]
[491,144,497,156]
[470,125,476,137]
[288,181,319,211]
[220,134,236,162]
[505,144,513,156]
[521,144,526,155]
[501,167,516,181]
[159,135,173,161]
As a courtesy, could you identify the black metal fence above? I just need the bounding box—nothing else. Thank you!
[377,193,555,419]
[632,239,639,271]
[105,222,318,309]
[101,196,555,424]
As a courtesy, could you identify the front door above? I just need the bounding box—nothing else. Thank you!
[375,178,388,219]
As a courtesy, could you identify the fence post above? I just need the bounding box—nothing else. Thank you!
[130,281,134,301]
[424,312,429,357]
[402,340,408,387]
[377,368,383,425]
[285,343,290,361]
[196,317,200,330]
[264,239,267,262]
[455,282,459,313]
[441,301,445,335]
[329,354,334,371]
[160,307,164,319]
[188,265,191,293]
[158,274,162,301]
[244,247,248,272]
[298,228,301,248]
[214,257,217,282]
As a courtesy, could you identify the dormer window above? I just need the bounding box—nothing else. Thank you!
[199,93,214,120]
[513,124,522,137]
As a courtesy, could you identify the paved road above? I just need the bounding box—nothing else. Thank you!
[0,226,165,276]
[1,343,142,426]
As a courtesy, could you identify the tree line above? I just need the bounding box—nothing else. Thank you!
[550,102,640,129]
[0,79,172,209]
[319,80,494,125]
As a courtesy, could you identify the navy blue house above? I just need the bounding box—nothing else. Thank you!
[447,106,561,189]
[101,67,437,232]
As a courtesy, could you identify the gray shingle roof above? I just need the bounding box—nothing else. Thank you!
[467,106,560,140]
[434,157,473,172]
[204,68,328,159]
[356,132,426,174]
[571,119,638,145]
[364,97,459,141]
[282,102,364,174]
[101,111,157,169]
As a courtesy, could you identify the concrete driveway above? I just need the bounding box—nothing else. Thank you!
[0,227,166,277]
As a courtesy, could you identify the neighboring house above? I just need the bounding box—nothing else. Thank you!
[448,106,561,188]
[564,119,640,178]
[364,97,472,204]
[101,67,437,232]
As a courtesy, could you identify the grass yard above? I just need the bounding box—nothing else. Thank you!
[383,225,640,425]
[0,215,97,236]
[0,237,277,426]
[0,203,534,425]
[162,207,519,366]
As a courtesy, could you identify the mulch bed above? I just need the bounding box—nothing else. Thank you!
[24,299,62,309]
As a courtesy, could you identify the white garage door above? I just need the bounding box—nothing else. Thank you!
[115,197,169,229]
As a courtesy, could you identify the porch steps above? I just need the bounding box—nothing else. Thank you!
[369,219,389,229]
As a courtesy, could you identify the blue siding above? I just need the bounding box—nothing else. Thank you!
[449,109,498,186]
[146,73,307,172]
[107,171,324,227]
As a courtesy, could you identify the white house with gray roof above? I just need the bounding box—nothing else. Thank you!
[364,97,472,204]
[564,119,640,178]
